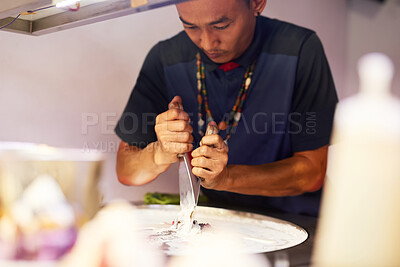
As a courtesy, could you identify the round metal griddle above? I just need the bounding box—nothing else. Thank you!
[132,205,308,256]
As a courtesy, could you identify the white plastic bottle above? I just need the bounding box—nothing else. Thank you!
[313,53,400,267]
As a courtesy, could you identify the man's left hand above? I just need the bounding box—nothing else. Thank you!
[191,134,229,190]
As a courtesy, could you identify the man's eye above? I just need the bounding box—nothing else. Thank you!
[185,26,198,30]
[214,24,230,30]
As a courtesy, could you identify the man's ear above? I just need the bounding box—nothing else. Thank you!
[251,0,267,16]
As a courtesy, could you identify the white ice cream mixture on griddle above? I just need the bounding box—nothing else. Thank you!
[134,206,308,256]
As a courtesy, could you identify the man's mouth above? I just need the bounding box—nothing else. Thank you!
[205,51,224,60]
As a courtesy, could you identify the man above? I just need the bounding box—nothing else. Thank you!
[115,0,338,216]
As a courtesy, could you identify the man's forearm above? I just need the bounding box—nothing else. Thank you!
[218,147,328,196]
[116,141,171,186]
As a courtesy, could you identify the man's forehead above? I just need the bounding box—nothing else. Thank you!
[176,0,241,24]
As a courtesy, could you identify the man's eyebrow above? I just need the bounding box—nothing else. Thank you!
[179,17,194,25]
[209,16,230,26]
[179,16,231,26]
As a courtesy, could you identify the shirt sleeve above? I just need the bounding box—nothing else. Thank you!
[114,43,169,148]
[290,33,338,152]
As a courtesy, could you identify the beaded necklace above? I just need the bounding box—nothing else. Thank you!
[196,52,256,143]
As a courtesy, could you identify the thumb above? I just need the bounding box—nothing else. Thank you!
[168,96,183,110]
[206,121,219,135]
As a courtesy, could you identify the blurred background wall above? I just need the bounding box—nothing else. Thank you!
[0,0,399,203]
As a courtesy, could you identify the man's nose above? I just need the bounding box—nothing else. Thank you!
[200,29,219,51]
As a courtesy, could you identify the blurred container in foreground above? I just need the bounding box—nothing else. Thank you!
[313,53,400,266]
[59,200,165,267]
[0,142,104,261]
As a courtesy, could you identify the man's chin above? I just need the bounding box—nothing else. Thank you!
[211,56,235,64]
[211,58,231,64]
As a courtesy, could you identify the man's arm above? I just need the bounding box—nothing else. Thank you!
[116,141,169,186]
[191,133,327,196]
[221,146,327,196]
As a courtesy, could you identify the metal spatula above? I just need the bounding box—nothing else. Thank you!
[166,101,198,214]
[179,122,219,211]
[178,153,198,211]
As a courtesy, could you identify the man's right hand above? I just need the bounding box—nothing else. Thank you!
[154,96,193,166]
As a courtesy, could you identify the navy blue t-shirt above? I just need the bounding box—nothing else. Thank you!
[115,16,338,216]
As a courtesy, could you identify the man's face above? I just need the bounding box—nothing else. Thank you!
[176,0,256,64]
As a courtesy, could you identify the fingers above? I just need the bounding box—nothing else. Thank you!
[191,156,226,172]
[190,121,228,189]
[155,122,193,154]
[155,120,193,133]
[191,147,228,169]
[160,142,193,154]
[157,131,194,143]
[169,96,182,109]
[195,133,228,153]
[156,96,191,123]
[156,108,190,124]
[191,141,228,175]
[155,96,194,158]
[199,135,227,150]
[191,154,228,186]
[192,167,214,180]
